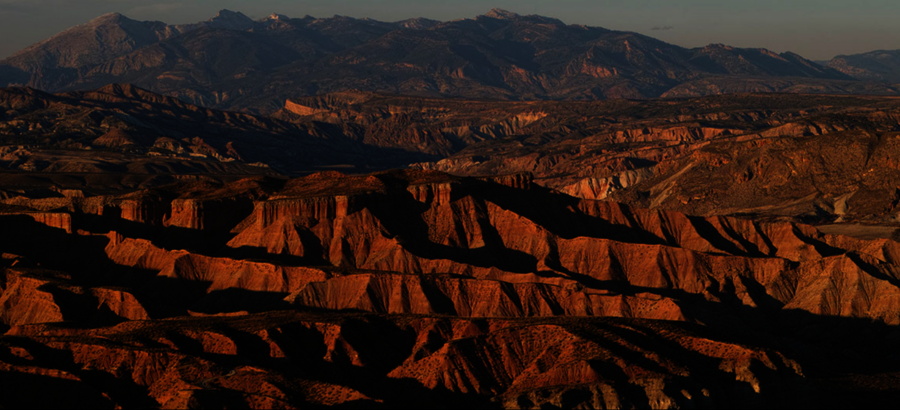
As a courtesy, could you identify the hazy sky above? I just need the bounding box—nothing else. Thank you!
[2,0,900,61]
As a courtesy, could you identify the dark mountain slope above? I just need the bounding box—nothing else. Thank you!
[828,49,900,83]
[1,9,879,113]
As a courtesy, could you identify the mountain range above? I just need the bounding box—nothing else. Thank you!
[4,9,900,113]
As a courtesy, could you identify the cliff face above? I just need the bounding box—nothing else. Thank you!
[2,170,900,408]
[213,172,900,324]
[27,213,72,233]
[165,197,255,231]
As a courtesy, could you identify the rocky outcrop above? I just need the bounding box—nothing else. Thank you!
[10,83,900,225]
[0,268,148,326]
[91,171,900,325]
[165,197,254,231]
[92,129,137,147]
[558,168,654,200]
[286,273,685,320]
[2,170,900,407]
[0,270,66,326]
[105,233,329,295]
[27,213,72,233]
[0,312,812,409]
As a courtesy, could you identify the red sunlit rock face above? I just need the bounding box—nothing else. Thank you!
[1,169,900,408]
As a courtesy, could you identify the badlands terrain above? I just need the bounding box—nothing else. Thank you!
[6,9,900,408]
[2,83,900,408]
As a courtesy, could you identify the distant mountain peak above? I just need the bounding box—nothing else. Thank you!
[89,12,126,24]
[0,8,874,106]
[265,13,289,21]
[209,9,254,30]
[483,8,520,19]
[703,43,735,51]
[397,17,440,29]
[214,9,245,18]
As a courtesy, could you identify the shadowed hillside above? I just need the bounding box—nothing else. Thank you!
[4,9,898,113]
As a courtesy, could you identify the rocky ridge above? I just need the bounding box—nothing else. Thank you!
[3,9,894,113]
[2,170,900,407]
[10,85,900,227]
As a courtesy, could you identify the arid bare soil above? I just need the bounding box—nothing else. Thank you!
[0,168,899,408]
[5,84,900,408]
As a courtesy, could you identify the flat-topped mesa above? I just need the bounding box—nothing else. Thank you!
[250,195,356,228]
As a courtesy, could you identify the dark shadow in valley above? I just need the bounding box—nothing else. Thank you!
[687,215,766,257]
[189,288,291,315]
[365,175,541,273]
[0,335,156,409]
[261,316,498,409]
[0,215,295,318]
[0,371,114,409]
[468,179,671,246]
[71,212,323,267]
[790,225,845,257]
